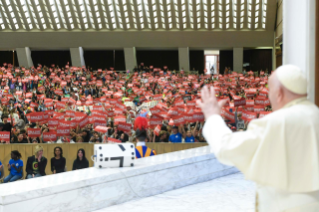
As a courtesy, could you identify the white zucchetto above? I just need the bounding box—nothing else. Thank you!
[276,65,307,95]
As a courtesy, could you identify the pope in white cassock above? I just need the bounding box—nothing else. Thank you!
[197,65,319,212]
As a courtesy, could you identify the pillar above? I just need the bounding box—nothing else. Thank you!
[178,47,190,71]
[233,47,243,73]
[283,0,316,102]
[16,47,33,68]
[272,32,277,71]
[70,47,85,67]
[124,47,137,71]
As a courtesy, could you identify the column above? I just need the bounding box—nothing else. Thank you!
[70,47,85,67]
[178,47,190,71]
[233,47,243,73]
[124,47,137,71]
[272,32,277,71]
[16,47,33,68]
[283,0,316,102]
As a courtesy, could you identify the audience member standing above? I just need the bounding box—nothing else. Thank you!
[169,126,183,143]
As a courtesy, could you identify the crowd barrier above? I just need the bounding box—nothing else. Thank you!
[0,142,207,179]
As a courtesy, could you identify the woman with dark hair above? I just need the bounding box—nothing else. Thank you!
[72,149,89,170]
[51,146,66,174]
[4,150,23,183]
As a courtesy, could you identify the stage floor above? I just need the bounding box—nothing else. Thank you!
[94,173,255,212]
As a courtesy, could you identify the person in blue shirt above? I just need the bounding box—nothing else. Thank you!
[181,122,199,143]
[4,150,23,183]
[169,126,183,143]
[0,160,3,178]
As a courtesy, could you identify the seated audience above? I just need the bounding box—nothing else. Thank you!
[4,150,23,183]
[72,149,89,170]
[51,147,66,174]
[26,145,47,178]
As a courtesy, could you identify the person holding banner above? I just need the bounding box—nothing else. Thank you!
[26,145,47,179]
[198,65,319,212]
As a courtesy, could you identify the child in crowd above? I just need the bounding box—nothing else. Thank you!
[4,150,23,183]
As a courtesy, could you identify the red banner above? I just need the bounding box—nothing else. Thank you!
[192,112,205,122]
[74,112,86,121]
[44,99,53,107]
[79,115,89,128]
[94,126,109,134]
[56,101,65,109]
[27,128,41,137]
[117,122,131,133]
[48,118,59,128]
[168,108,179,116]
[30,102,38,108]
[224,110,235,122]
[61,98,69,103]
[59,120,71,128]
[27,112,44,123]
[255,98,265,105]
[65,110,75,118]
[246,99,254,106]
[172,116,185,126]
[153,94,163,101]
[254,105,265,113]
[154,125,161,136]
[93,105,104,111]
[259,111,272,118]
[150,106,162,115]
[26,93,32,98]
[107,137,122,143]
[149,118,162,128]
[57,127,70,137]
[0,131,10,141]
[187,100,196,107]
[92,115,107,127]
[55,89,63,96]
[242,111,257,122]
[234,98,246,107]
[114,115,126,125]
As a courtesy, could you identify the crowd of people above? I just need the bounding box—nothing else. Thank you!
[0,61,273,183]
[0,62,271,146]
[0,146,88,182]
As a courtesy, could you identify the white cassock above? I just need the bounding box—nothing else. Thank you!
[203,97,319,212]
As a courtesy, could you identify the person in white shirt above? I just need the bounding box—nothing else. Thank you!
[197,65,319,212]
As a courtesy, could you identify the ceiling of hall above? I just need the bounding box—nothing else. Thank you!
[0,0,270,32]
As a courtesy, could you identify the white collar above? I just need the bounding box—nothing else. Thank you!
[136,141,145,146]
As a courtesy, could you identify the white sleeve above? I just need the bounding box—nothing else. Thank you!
[203,115,261,170]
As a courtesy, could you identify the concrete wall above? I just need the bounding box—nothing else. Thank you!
[0,31,274,50]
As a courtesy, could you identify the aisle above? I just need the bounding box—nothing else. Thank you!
[94,173,255,212]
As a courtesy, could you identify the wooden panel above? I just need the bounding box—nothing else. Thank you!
[315,0,319,106]
[0,143,208,179]
[3,145,13,178]
[85,143,94,168]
